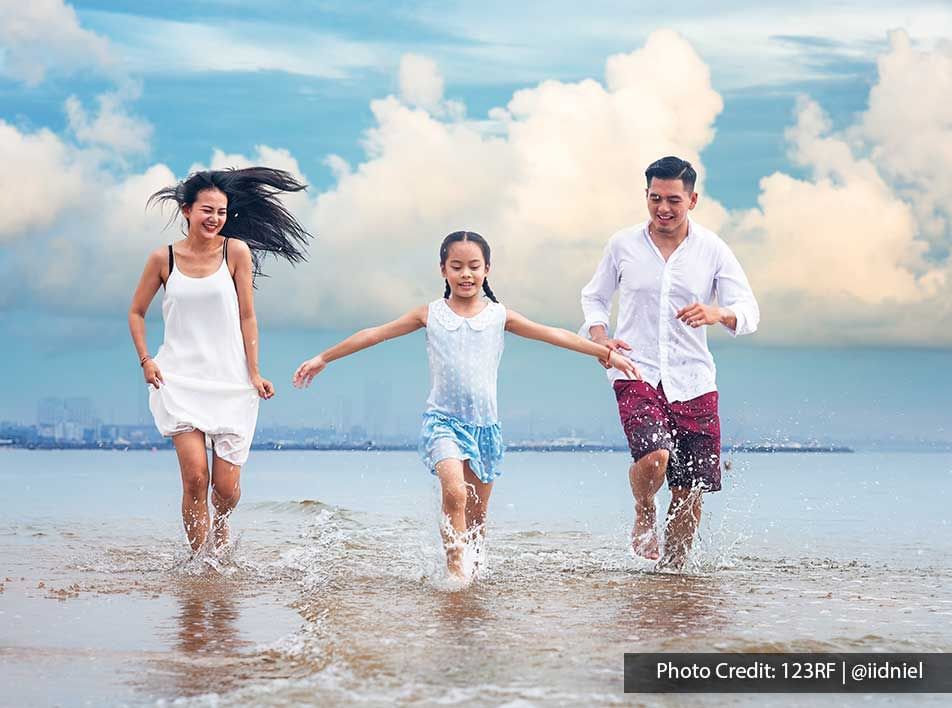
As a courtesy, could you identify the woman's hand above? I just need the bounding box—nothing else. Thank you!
[593,333,631,369]
[252,375,275,399]
[607,350,641,380]
[293,356,326,388]
[143,359,164,388]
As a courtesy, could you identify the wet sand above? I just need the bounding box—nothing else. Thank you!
[1,450,950,706]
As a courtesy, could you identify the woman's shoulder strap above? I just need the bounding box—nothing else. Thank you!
[223,237,229,265]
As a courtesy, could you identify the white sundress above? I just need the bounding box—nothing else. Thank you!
[148,240,259,465]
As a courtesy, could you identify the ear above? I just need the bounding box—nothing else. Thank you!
[485,262,491,276]
[181,204,191,221]
[688,192,698,210]
[440,262,447,278]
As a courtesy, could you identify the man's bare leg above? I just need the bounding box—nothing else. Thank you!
[435,459,469,580]
[659,485,703,569]
[211,453,242,550]
[173,430,211,552]
[629,449,669,560]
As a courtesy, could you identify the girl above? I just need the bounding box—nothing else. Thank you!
[129,167,312,553]
[292,231,640,581]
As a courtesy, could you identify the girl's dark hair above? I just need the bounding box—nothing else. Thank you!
[439,231,498,303]
[148,167,312,279]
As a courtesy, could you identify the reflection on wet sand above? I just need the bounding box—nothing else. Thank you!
[174,578,246,656]
[433,585,493,638]
[612,572,732,648]
[136,576,253,700]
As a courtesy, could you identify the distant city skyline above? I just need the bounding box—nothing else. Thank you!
[6,337,952,450]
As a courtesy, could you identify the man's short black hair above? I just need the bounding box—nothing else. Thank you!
[645,156,697,192]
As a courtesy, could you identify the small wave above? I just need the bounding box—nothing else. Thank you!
[709,635,917,653]
[243,499,333,515]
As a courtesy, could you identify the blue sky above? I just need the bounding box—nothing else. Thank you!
[1,1,951,445]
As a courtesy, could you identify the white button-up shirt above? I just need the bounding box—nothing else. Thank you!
[579,219,759,402]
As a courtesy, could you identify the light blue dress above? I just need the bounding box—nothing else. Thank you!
[419,298,506,483]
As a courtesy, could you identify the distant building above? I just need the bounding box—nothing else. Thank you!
[37,398,66,426]
[36,397,100,442]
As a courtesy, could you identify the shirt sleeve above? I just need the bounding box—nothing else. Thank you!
[578,241,619,339]
[715,242,760,337]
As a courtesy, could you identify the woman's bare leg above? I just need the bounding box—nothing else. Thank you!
[173,430,210,552]
[211,453,242,549]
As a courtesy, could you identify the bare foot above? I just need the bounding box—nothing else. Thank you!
[632,502,660,560]
[656,551,685,571]
[213,516,229,550]
[632,528,660,560]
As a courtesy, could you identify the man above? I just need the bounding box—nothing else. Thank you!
[579,156,759,568]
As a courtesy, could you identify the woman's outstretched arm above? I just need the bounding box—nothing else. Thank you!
[505,309,641,379]
[292,305,428,388]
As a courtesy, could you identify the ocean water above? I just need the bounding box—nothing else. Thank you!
[1,449,950,707]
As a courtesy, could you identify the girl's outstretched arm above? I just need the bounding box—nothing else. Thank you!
[292,305,428,388]
[505,310,641,380]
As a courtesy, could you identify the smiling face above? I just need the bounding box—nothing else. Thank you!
[646,177,697,239]
[182,187,228,241]
[441,240,489,300]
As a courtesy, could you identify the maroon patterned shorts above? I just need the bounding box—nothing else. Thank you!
[613,380,721,492]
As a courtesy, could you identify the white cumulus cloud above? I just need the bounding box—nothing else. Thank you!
[0,0,112,85]
[3,28,952,346]
[65,87,153,158]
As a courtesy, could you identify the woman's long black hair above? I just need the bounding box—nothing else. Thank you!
[148,167,312,279]
[439,231,498,303]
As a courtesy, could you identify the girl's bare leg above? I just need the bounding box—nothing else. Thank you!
[211,452,242,549]
[435,459,468,579]
[463,463,493,538]
[173,430,211,552]
[463,463,493,576]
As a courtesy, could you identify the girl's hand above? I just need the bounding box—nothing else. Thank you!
[607,350,641,380]
[593,335,631,369]
[143,359,164,388]
[252,375,275,399]
[293,356,326,388]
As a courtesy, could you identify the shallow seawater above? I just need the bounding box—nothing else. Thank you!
[1,449,950,706]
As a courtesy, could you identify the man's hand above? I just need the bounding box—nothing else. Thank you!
[677,303,734,329]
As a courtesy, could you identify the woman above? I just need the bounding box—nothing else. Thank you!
[128,167,311,552]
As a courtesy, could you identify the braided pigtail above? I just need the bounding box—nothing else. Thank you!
[443,280,451,299]
[482,279,499,303]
